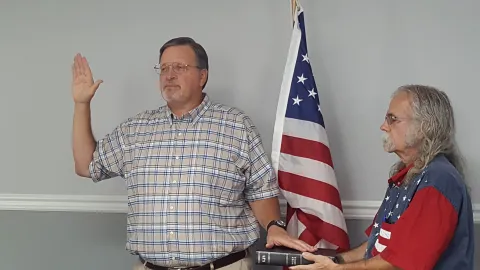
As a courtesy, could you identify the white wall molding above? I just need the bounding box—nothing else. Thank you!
[0,194,127,213]
[0,194,479,222]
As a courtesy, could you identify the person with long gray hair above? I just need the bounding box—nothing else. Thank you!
[290,85,474,270]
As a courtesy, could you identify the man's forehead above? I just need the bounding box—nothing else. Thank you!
[388,92,412,115]
[160,45,195,64]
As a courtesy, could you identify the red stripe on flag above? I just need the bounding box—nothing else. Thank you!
[297,209,350,252]
[285,206,318,246]
[298,225,319,247]
[286,204,295,225]
[280,135,334,168]
[278,171,343,211]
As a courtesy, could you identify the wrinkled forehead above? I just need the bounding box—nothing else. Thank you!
[388,91,413,117]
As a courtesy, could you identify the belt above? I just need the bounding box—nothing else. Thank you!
[139,250,248,270]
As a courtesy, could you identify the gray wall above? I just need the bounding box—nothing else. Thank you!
[1,0,479,269]
[0,0,479,201]
[0,211,478,269]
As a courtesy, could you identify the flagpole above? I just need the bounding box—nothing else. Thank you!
[291,0,297,25]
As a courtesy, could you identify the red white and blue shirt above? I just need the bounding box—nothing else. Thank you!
[364,154,474,269]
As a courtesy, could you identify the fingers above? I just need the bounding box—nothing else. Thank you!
[284,238,316,252]
[79,55,87,75]
[72,53,90,76]
[289,263,314,270]
[270,239,305,252]
[292,238,316,252]
[83,57,92,77]
[289,240,312,252]
[301,252,316,261]
[289,254,325,270]
[81,56,91,77]
[265,237,275,249]
[92,79,104,91]
[302,241,317,252]
[73,53,81,78]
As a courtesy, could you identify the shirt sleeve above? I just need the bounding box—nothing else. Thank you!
[241,116,280,202]
[379,187,458,270]
[89,121,131,182]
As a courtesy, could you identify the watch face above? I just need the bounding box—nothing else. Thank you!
[277,220,286,226]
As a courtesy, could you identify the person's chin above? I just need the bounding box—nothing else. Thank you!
[383,146,395,153]
[161,90,177,101]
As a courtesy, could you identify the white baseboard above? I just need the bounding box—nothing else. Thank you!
[0,194,478,222]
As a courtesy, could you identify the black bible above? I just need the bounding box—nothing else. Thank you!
[255,246,337,266]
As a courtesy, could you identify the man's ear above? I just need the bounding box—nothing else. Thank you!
[200,69,208,88]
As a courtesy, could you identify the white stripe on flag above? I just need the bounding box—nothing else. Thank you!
[278,153,338,189]
[283,117,330,147]
[270,13,302,175]
[286,211,300,236]
[282,191,348,231]
[316,239,338,250]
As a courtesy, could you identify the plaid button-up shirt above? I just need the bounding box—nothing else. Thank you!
[89,94,279,267]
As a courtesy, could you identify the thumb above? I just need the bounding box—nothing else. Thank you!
[265,240,275,249]
[92,79,103,91]
[301,252,316,261]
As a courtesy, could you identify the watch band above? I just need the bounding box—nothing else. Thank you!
[267,220,286,231]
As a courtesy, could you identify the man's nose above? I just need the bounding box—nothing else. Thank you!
[165,70,177,80]
[380,120,389,131]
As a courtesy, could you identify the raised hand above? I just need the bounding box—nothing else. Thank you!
[71,53,103,104]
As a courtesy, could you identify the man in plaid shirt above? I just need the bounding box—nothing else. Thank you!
[71,37,315,270]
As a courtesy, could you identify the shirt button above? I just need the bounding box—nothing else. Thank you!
[171,257,176,260]
[175,156,179,160]
[178,133,182,136]
[170,206,174,210]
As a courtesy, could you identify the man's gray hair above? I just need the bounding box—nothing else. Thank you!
[390,84,465,183]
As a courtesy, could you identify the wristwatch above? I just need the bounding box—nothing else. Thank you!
[267,220,287,231]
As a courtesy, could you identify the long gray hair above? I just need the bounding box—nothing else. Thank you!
[389,84,465,184]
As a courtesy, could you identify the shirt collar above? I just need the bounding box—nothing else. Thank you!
[388,163,414,186]
[164,93,210,124]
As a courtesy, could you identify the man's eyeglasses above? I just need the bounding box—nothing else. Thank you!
[154,63,200,75]
[385,113,409,125]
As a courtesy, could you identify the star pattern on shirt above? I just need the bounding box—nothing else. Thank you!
[367,174,427,258]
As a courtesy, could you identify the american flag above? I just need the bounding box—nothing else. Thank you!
[271,1,350,252]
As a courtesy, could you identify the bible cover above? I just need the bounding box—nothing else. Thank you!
[255,246,337,266]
